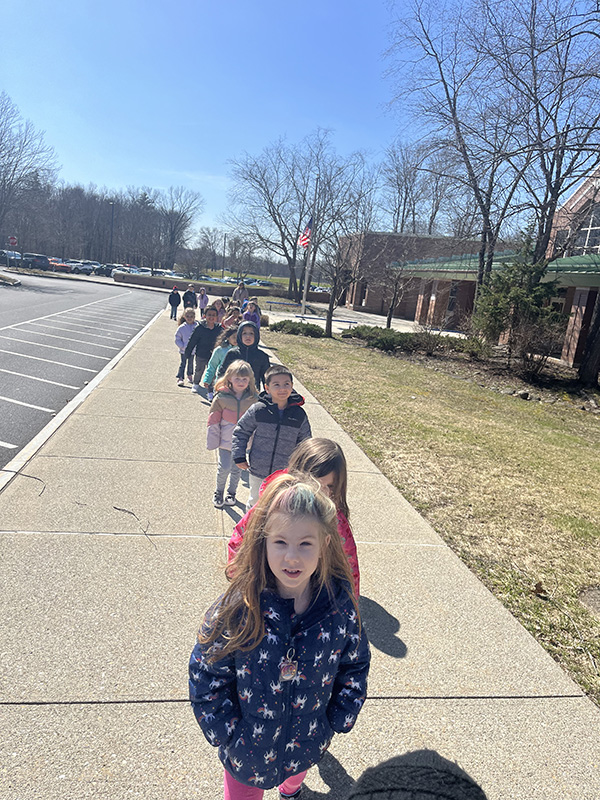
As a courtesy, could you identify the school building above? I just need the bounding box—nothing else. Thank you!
[344,182,600,366]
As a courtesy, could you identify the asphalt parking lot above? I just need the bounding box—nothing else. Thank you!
[0,275,167,470]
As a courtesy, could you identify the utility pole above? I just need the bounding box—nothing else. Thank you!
[108,201,115,263]
[222,233,227,279]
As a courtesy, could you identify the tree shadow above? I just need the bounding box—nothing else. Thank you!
[358,595,407,659]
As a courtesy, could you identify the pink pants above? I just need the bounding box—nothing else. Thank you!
[223,768,307,799]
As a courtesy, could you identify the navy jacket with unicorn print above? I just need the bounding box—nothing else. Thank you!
[189,580,370,790]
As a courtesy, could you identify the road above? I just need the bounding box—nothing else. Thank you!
[0,274,168,471]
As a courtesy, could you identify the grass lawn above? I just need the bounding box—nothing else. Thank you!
[263,329,600,705]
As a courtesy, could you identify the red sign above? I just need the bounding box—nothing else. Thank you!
[8,236,17,247]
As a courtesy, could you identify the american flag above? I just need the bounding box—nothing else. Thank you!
[298,217,312,249]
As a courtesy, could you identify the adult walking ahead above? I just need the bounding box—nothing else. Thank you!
[231,280,249,306]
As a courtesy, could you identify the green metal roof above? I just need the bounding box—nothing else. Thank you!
[391,250,600,279]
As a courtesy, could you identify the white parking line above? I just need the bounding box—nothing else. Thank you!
[0,395,55,413]
[9,329,121,350]
[41,318,133,336]
[70,310,147,323]
[27,322,127,342]
[0,335,111,360]
[0,369,79,389]
[62,314,140,332]
[0,290,134,332]
[0,350,97,372]
[0,306,164,493]
[0,440,18,450]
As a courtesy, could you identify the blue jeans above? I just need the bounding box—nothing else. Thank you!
[176,352,194,380]
[170,304,179,319]
[216,448,241,494]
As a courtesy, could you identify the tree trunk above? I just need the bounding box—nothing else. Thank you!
[325,289,337,338]
[578,296,600,387]
[386,284,400,328]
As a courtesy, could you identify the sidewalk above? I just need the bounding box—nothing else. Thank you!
[1,308,599,800]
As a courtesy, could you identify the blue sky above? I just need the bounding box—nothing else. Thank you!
[2,0,405,228]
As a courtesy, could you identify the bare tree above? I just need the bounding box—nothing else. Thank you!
[226,130,370,300]
[197,226,224,271]
[157,186,204,270]
[314,157,380,336]
[226,134,318,299]
[389,0,600,290]
[0,92,57,237]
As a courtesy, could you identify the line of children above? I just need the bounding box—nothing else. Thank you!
[186,316,368,799]
[213,297,227,324]
[231,364,312,510]
[197,286,209,316]
[168,286,181,319]
[222,305,242,329]
[189,472,370,800]
[175,307,199,386]
[207,360,259,508]
[202,327,239,402]
[185,305,223,395]
[242,300,261,328]
[228,438,360,596]
[217,321,270,390]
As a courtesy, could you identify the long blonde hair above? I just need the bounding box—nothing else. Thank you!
[199,473,357,661]
[213,359,257,396]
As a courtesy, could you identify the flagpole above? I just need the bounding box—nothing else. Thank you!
[300,175,319,317]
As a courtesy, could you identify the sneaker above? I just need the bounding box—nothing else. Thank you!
[224,492,236,506]
[187,375,193,383]
[280,789,302,799]
[213,490,224,508]
[191,384,201,394]
[207,391,214,402]
[177,379,185,387]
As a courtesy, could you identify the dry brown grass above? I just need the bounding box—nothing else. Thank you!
[263,330,600,703]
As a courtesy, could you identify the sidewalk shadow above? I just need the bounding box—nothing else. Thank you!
[302,750,487,799]
[345,750,488,799]
[358,596,407,659]
[223,506,243,524]
[302,751,354,799]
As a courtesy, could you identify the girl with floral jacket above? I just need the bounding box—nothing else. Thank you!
[189,474,369,798]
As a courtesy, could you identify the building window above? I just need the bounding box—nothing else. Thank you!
[567,202,600,255]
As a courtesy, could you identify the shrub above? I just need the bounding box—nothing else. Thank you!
[268,320,324,337]
[450,336,491,360]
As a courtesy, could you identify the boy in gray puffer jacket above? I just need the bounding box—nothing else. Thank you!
[232,364,311,509]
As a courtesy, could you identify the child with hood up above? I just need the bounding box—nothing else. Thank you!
[216,321,270,390]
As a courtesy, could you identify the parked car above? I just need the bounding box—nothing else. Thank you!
[93,264,115,276]
[22,253,51,270]
[0,250,22,266]
[49,258,73,273]
[66,261,95,275]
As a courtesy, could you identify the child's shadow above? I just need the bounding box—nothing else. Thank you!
[301,751,354,799]
[223,506,243,524]
[358,596,407,659]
